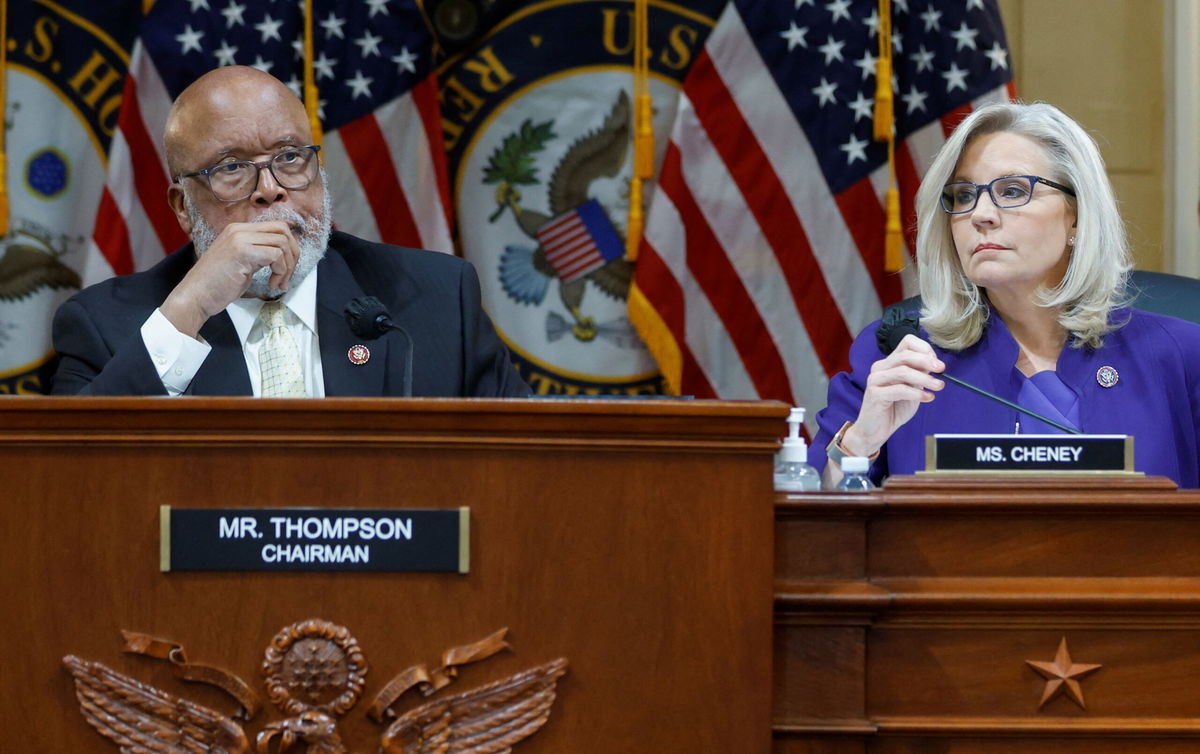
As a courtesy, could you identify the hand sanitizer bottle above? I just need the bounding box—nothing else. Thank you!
[774,407,820,492]
[835,456,876,492]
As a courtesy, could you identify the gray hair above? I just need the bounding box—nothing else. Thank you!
[916,101,1131,350]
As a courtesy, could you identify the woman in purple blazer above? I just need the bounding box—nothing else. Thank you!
[812,102,1200,489]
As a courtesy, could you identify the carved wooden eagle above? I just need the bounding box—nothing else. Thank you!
[63,622,568,754]
[63,654,252,753]
[380,658,568,754]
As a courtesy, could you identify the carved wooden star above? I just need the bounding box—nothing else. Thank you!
[1026,637,1102,710]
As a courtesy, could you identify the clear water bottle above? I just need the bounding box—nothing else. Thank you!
[835,456,875,492]
[774,407,820,492]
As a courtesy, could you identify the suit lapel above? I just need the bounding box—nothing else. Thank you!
[160,246,251,395]
[188,311,254,395]
[317,251,389,396]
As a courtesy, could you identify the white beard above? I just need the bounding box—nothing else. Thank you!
[185,169,333,299]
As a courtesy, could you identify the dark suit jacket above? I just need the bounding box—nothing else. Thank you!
[51,231,529,397]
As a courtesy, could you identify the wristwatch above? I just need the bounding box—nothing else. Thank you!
[825,420,880,467]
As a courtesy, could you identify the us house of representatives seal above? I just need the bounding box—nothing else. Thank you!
[439,0,721,396]
[1,2,134,394]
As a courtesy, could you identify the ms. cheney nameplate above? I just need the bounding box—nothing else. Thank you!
[161,507,469,573]
[925,434,1134,474]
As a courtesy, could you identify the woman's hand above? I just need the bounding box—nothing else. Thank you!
[839,334,946,457]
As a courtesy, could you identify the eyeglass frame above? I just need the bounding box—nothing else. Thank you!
[174,144,323,202]
[940,174,1076,215]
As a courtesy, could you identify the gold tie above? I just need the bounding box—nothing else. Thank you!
[258,300,307,397]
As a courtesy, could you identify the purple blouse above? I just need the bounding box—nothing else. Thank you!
[812,309,1200,488]
[1017,371,1080,434]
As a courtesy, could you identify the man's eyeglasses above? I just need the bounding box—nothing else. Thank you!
[175,145,322,202]
[940,174,1075,215]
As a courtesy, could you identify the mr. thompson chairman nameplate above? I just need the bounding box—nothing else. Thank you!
[161,507,469,573]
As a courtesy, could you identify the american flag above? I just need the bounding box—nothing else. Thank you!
[629,0,1012,416]
[537,199,625,285]
[87,0,451,285]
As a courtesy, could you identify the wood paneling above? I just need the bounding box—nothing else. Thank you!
[0,397,784,752]
[775,474,1200,751]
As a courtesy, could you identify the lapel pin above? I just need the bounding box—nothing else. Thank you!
[1096,365,1118,388]
[347,345,370,365]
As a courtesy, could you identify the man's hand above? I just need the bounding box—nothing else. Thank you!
[160,221,300,338]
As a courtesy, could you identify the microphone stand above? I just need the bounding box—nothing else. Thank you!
[941,373,1082,435]
[878,308,1082,435]
[344,297,414,397]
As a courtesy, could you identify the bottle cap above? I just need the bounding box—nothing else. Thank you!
[840,456,870,474]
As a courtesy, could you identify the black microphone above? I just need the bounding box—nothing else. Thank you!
[876,307,1082,435]
[344,296,413,397]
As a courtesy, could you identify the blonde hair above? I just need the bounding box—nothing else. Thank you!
[916,101,1131,350]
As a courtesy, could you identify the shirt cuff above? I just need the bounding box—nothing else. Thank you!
[140,308,212,396]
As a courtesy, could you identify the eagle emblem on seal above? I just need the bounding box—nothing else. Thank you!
[487,91,637,346]
[63,620,568,753]
[0,226,81,303]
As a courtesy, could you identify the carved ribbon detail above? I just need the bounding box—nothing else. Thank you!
[122,629,262,720]
[367,627,511,722]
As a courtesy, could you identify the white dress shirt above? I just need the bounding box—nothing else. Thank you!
[139,269,325,396]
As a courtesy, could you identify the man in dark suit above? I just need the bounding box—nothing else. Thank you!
[51,66,527,398]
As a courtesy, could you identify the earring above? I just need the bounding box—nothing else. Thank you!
[1067,236,1076,247]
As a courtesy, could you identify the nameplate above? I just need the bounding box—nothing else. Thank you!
[161,507,469,573]
[924,434,1134,474]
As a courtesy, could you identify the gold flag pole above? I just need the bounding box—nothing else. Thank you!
[626,0,652,260]
[873,0,903,272]
[303,0,324,149]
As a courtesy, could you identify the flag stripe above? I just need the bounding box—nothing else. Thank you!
[671,101,835,406]
[541,212,579,232]
[548,244,592,264]
[631,249,718,399]
[92,47,172,281]
[375,82,453,251]
[410,74,454,237]
[542,228,589,250]
[540,220,586,242]
[639,158,760,398]
[117,76,186,256]
[686,51,853,376]
[548,239,594,263]
[658,145,795,403]
[322,133,384,241]
[338,113,422,246]
[710,10,881,334]
[940,103,974,138]
[133,47,173,170]
[894,141,923,258]
[91,189,134,277]
[102,128,173,272]
[834,179,896,303]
